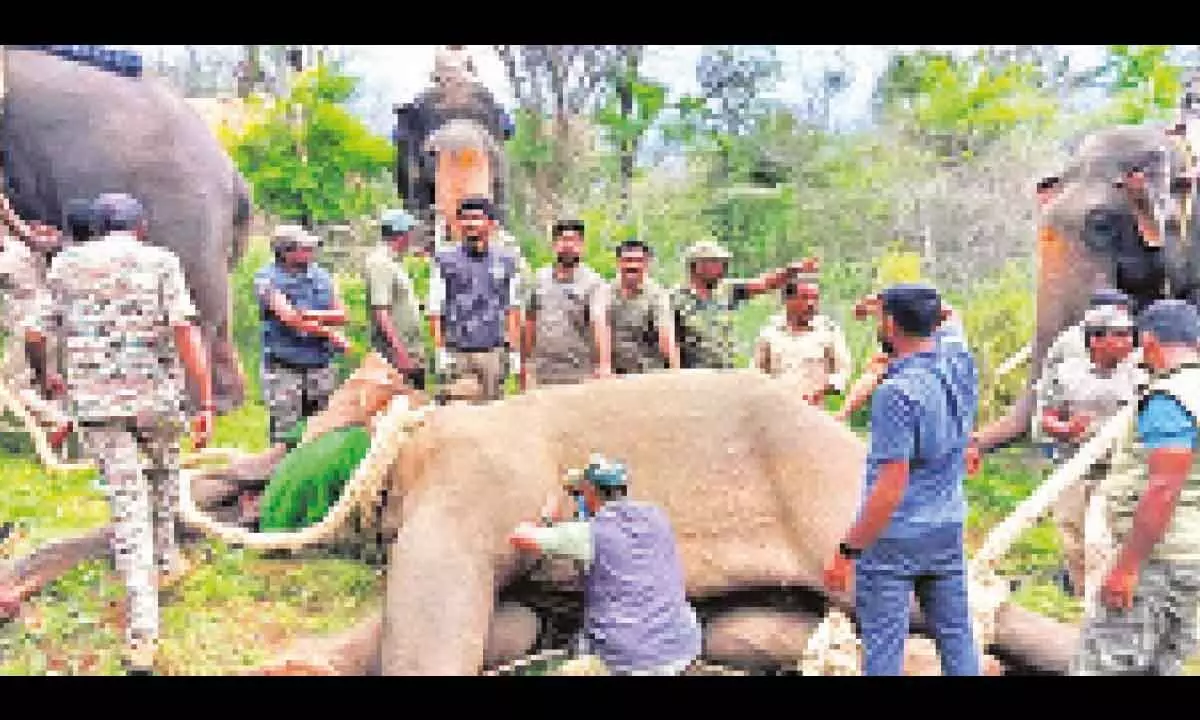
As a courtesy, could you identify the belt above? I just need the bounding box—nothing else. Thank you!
[264,355,329,371]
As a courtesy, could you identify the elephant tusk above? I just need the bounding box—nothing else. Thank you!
[176,394,431,552]
[994,343,1033,379]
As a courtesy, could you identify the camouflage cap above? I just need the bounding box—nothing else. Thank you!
[684,239,732,263]
[584,454,628,488]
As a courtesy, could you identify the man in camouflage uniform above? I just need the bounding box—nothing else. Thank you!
[670,240,806,370]
[523,219,608,388]
[254,224,350,447]
[23,193,215,674]
[428,197,521,403]
[602,238,678,375]
[1034,300,1146,598]
[1072,300,1200,676]
[366,209,428,390]
[0,228,70,438]
[753,259,852,406]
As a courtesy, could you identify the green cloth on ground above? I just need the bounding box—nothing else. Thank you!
[259,420,373,531]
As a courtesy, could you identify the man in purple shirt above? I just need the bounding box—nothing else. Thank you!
[509,455,702,675]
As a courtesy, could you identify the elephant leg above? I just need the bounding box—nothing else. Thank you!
[380,502,496,676]
[702,608,821,670]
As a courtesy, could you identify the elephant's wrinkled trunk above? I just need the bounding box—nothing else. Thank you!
[976,220,1108,451]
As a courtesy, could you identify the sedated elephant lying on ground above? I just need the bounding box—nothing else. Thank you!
[980,122,1200,450]
[237,370,1077,676]
[2,47,253,412]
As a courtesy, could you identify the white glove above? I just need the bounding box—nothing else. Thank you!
[436,348,454,374]
[507,350,522,377]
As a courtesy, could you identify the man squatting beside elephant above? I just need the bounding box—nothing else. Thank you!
[824,283,982,676]
[508,455,703,675]
[1073,300,1200,676]
[427,197,522,403]
[255,225,351,448]
[23,193,216,674]
[365,209,428,391]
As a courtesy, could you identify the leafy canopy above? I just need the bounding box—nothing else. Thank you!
[224,63,395,225]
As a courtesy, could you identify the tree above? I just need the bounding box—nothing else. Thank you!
[872,49,1060,161]
[226,63,395,226]
[1092,45,1185,125]
[494,45,628,231]
[593,46,669,224]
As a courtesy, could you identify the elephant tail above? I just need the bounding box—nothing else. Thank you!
[176,393,433,551]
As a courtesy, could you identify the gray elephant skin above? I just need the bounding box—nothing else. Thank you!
[987,123,1200,446]
[2,48,252,412]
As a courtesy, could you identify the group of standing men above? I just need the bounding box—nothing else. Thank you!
[252,193,857,451]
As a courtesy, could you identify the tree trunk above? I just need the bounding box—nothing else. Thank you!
[617,52,637,225]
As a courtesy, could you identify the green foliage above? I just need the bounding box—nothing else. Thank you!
[595,75,669,156]
[225,64,395,224]
[875,50,1060,159]
[947,258,1036,425]
[1094,45,1183,125]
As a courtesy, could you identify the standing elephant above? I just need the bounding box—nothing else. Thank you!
[977,123,1199,450]
[2,47,252,412]
[393,46,512,239]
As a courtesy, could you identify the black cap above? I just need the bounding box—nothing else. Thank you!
[63,198,96,238]
[1089,288,1132,309]
[1138,299,1200,345]
[880,283,942,337]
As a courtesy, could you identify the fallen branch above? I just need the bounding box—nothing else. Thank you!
[994,343,1033,379]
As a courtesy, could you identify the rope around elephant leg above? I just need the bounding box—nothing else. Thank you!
[176,394,431,552]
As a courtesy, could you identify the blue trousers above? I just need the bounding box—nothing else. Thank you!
[854,524,980,676]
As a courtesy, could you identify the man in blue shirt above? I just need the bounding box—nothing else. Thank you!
[824,283,981,676]
[1072,299,1200,675]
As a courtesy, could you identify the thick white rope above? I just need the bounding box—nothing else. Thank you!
[176,393,431,551]
[994,343,1033,379]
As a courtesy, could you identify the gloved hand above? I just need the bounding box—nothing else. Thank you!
[436,347,454,375]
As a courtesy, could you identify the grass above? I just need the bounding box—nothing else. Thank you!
[0,402,382,676]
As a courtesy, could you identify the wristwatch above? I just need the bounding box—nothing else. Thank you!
[838,542,862,559]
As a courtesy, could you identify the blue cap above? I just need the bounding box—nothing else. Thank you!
[380,209,416,234]
[93,193,145,232]
[1138,300,1200,345]
[880,283,942,337]
[584,455,628,488]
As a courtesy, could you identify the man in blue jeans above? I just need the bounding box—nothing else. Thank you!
[824,283,981,676]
